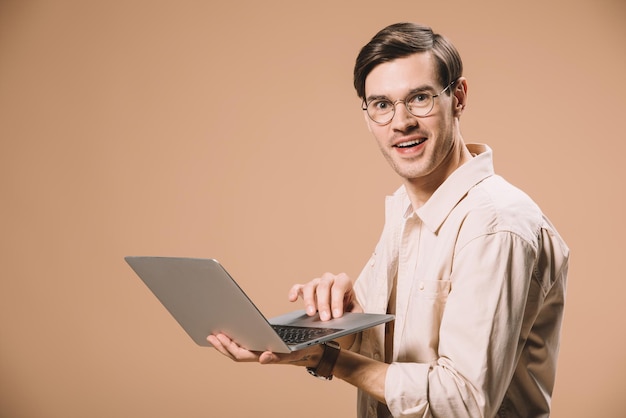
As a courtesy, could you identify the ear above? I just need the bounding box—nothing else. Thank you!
[452,77,468,117]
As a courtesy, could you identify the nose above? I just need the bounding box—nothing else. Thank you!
[391,101,418,131]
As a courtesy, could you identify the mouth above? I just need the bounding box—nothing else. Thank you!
[394,137,427,149]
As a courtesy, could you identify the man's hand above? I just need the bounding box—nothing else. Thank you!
[288,272,361,321]
[207,333,323,366]
[206,333,261,362]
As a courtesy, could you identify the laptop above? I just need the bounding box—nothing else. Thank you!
[125,256,394,353]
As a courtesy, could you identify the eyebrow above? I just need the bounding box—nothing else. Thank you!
[365,84,438,103]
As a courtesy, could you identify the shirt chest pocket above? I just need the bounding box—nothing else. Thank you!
[414,278,451,300]
[408,278,451,326]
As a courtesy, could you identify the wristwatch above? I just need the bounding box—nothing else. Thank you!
[307,340,341,380]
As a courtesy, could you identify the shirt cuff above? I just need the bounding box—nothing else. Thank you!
[385,362,432,416]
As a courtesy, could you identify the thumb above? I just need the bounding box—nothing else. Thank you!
[259,351,280,364]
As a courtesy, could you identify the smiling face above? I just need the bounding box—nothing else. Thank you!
[363,52,468,191]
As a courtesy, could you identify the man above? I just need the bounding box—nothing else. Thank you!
[208,22,569,417]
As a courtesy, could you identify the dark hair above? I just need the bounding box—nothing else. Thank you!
[353,22,463,99]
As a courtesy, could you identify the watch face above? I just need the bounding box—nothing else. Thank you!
[307,367,332,380]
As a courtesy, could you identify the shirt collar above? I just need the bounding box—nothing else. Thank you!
[393,144,495,233]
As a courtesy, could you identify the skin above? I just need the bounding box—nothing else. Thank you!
[208,51,471,404]
[364,52,471,209]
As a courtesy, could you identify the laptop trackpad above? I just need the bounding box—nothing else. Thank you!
[269,309,380,329]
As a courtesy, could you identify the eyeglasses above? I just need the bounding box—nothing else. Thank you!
[362,80,457,125]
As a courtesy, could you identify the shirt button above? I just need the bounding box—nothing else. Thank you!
[419,282,425,291]
[373,352,381,360]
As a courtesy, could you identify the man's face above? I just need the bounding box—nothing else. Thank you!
[363,52,463,183]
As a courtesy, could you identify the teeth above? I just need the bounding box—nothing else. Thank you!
[396,139,425,148]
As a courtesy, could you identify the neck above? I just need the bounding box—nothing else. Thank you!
[404,138,473,210]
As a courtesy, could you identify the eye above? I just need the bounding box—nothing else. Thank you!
[370,99,393,112]
[409,93,431,105]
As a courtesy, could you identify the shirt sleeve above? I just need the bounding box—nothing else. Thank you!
[385,230,538,417]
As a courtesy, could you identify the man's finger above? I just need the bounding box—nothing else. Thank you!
[301,279,320,316]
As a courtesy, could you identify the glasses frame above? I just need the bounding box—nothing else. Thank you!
[362,79,458,125]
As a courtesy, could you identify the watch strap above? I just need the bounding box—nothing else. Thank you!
[307,340,341,380]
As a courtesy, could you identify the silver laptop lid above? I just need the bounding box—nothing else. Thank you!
[126,256,291,352]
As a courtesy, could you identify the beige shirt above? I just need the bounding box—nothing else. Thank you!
[353,144,569,417]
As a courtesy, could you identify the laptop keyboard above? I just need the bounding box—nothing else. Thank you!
[272,325,342,345]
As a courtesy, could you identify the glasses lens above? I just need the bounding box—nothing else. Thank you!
[367,100,394,124]
[406,93,434,117]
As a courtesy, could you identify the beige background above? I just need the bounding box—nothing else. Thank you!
[1,0,624,417]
